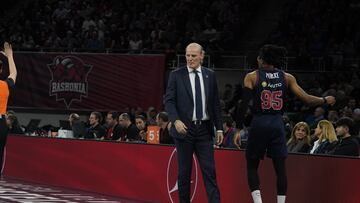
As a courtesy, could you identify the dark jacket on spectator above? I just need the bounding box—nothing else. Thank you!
[332,136,359,157]
[313,140,338,154]
[85,123,106,139]
[110,124,123,140]
[123,123,140,141]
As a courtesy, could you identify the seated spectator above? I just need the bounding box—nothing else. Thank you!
[327,110,339,125]
[308,107,326,129]
[156,112,174,145]
[332,117,359,157]
[69,113,86,138]
[310,120,338,154]
[135,115,147,143]
[119,113,139,141]
[85,111,106,139]
[6,113,24,134]
[221,116,236,148]
[222,83,233,104]
[147,107,157,125]
[105,111,122,141]
[287,122,311,153]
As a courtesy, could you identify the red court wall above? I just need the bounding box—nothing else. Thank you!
[4,135,360,203]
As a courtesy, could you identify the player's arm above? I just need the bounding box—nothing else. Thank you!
[1,42,17,84]
[285,73,335,106]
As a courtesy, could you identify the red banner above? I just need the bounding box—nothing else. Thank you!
[4,135,360,203]
[8,53,165,110]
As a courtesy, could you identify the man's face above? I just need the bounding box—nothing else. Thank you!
[314,107,323,117]
[89,114,98,126]
[106,114,116,127]
[348,99,356,109]
[186,45,203,69]
[118,115,127,128]
[336,125,347,137]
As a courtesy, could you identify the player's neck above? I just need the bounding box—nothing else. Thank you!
[260,64,274,70]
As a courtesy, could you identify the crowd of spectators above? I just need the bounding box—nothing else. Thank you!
[0,0,259,53]
[266,0,360,69]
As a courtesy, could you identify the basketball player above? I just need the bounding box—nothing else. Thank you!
[0,42,17,173]
[235,44,335,203]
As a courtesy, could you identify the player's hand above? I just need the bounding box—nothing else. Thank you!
[174,120,187,135]
[1,42,13,58]
[233,129,241,149]
[216,131,223,145]
[325,96,336,106]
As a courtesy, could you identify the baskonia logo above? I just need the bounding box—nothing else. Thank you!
[48,56,92,108]
[167,149,198,203]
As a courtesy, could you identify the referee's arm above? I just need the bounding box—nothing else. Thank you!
[1,42,17,84]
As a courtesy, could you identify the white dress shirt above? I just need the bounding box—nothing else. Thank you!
[187,66,209,121]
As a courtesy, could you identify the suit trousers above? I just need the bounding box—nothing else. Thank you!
[174,121,220,203]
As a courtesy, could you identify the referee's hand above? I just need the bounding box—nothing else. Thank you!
[0,42,13,58]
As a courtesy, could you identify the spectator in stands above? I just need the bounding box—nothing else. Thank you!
[135,115,147,142]
[310,120,338,154]
[86,111,106,139]
[147,107,157,125]
[309,106,325,129]
[222,83,233,104]
[119,113,139,141]
[332,117,359,157]
[221,116,236,148]
[128,33,143,51]
[69,113,86,138]
[287,122,311,153]
[6,113,24,134]
[352,108,360,137]
[51,1,69,22]
[44,31,62,48]
[105,111,122,140]
[156,112,174,145]
[283,115,293,140]
[347,97,357,111]
[327,110,339,125]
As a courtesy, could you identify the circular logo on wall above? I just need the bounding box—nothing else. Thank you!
[167,149,198,203]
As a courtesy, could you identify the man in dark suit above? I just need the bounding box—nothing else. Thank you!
[165,43,223,203]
